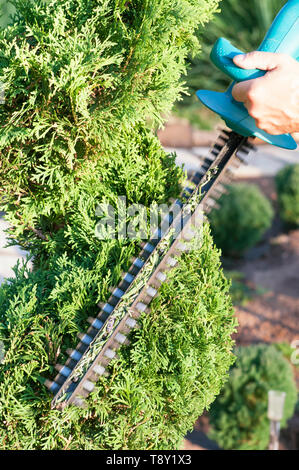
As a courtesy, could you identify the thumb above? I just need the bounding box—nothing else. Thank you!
[233,51,287,71]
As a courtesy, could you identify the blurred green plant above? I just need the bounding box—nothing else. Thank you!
[0,0,15,28]
[275,164,299,227]
[209,183,274,257]
[209,344,298,450]
[173,102,219,130]
[225,270,267,306]
[274,342,299,368]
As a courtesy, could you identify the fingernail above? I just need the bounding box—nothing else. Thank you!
[235,54,245,62]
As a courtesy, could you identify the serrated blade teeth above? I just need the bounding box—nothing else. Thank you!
[83,380,95,393]
[115,332,127,344]
[125,317,137,328]
[136,302,147,312]
[45,380,60,394]
[166,256,177,267]
[54,364,72,377]
[51,130,251,409]
[77,333,93,345]
[93,365,105,376]
[146,286,157,297]
[66,349,82,361]
[104,348,116,359]
[87,317,104,329]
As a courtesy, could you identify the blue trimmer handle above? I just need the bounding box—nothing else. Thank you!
[211,0,299,82]
[196,0,299,149]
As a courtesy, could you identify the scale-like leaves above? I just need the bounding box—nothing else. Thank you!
[0,0,236,449]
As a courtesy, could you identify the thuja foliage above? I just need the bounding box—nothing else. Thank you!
[209,344,297,450]
[0,225,236,449]
[209,183,274,257]
[275,164,299,227]
[0,0,220,256]
[0,0,237,449]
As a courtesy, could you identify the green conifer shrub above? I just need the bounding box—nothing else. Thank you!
[0,0,237,449]
[275,164,299,227]
[209,183,274,257]
[209,344,297,450]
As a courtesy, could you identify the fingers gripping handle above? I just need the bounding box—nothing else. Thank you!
[210,39,265,82]
[196,0,299,149]
[211,0,299,82]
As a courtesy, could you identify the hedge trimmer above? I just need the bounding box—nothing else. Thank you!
[46,0,299,409]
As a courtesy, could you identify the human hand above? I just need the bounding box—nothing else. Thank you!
[232,52,299,135]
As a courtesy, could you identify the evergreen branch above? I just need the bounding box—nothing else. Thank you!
[15,211,49,241]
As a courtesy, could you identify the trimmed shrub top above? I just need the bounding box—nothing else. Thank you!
[0,1,15,28]
[209,344,297,450]
[0,0,218,257]
[209,183,274,257]
[275,164,299,227]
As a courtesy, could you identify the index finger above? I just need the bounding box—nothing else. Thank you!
[232,79,255,104]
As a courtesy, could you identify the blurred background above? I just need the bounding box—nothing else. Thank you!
[0,0,298,451]
[158,0,299,450]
